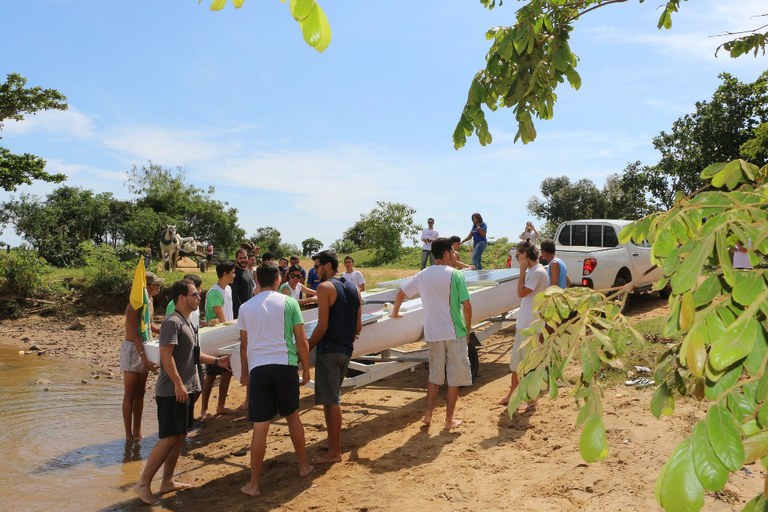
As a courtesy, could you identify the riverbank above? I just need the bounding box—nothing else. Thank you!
[0,296,764,511]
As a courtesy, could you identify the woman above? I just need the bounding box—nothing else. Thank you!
[342,256,366,291]
[279,265,318,306]
[519,221,540,244]
[461,213,488,270]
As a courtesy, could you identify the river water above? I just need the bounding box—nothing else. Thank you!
[0,347,157,511]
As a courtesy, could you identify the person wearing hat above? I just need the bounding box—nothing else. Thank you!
[120,271,162,441]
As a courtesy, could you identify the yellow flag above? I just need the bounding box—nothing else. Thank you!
[130,258,152,341]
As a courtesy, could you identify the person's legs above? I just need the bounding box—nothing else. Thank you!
[131,371,149,439]
[472,241,487,270]
[285,412,313,476]
[123,371,140,440]
[133,435,182,504]
[241,421,270,497]
[313,354,348,464]
[199,374,216,419]
[498,372,519,406]
[216,372,233,414]
[159,435,191,493]
[444,386,462,430]
[428,252,435,266]
[420,250,429,270]
[423,381,440,426]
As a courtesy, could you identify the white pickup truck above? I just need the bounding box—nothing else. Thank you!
[553,219,666,295]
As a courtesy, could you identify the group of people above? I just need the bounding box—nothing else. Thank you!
[421,214,488,270]
[126,216,569,504]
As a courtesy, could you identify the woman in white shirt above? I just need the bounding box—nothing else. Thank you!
[342,256,366,291]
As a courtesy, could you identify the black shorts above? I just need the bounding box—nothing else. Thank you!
[156,394,195,438]
[205,363,227,377]
[248,364,300,423]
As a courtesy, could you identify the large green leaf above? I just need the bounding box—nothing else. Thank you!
[743,431,768,465]
[691,422,729,491]
[692,274,722,304]
[656,439,705,512]
[651,383,675,418]
[671,234,714,293]
[299,2,331,52]
[743,494,768,512]
[709,316,759,371]
[685,322,707,378]
[579,415,608,463]
[706,403,745,471]
[733,272,765,306]
[705,361,742,400]
[744,327,768,377]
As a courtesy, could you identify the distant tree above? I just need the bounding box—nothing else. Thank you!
[301,237,323,256]
[342,219,369,249]
[0,73,68,191]
[250,226,282,254]
[527,176,605,230]
[357,201,419,263]
[330,238,358,255]
[740,122,768,167]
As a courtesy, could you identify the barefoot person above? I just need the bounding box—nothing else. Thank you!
[391,238,473,431]
[238,264,313,497]
[134,279,231,505]
[308,249,362,463]
[121,272,161,441]
[498,241,549,407]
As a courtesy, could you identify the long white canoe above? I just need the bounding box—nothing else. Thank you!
[144,320,240,365]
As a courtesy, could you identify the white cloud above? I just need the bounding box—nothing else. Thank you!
[3,106,94,139]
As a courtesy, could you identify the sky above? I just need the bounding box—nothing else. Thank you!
[1,0,766,251]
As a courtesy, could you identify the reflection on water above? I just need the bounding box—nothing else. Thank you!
[0,347,156,511]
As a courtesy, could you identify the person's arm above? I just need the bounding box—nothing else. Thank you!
[239,330,249,386]
[391,289,407,319]
[300,284,317,296]
[199,351,230,369]
[517,255,534,298]
[293,324,311,385]
[308,282,332,350]
[461,230,473,244]
[358,274,366,292]
[476,223,487,238]
[355,289,363,336]
[549,260,560,287]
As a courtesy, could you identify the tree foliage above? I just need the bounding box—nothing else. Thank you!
[513,160,768,511]
[453,1,768,149]
[301,237,323,256]
[0,73,68,191]
[351,201,420,264]
[250,226,282,254]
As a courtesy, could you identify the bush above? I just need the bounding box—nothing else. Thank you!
[331,238,359,255]
[0,248,52,298]
[81,243,133,295]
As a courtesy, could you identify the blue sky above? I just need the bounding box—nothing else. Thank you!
[1,0,766,250]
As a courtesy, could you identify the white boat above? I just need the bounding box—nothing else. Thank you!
[144,320,240,365]
[221,268,522,381]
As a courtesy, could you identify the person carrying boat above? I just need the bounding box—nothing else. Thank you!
[391,237,473,431]
[308,249,362,464]
[134,279,231,505]
[237,263,313,497]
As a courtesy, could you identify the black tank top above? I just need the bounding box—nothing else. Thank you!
[317,277,359,356]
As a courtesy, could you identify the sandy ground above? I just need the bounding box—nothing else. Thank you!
[0,295,764,511]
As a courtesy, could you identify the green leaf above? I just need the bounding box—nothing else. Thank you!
[728,392,754,423]
[701,162,727,179]
[709,316,759,371]
[579,415,609,463]
[651,383,675,418]
[692,274,722,304]
[289,0,314,21]
[671,234,714,293]
[705,361,741,399]
[743,431,768,465]
[733,272,764,306]
[300,2,331,52]
[757,372,768,403]
[548,370,558,399]
[565,68,581,90]
[679,291,695,332]
[655,439,704,512]
[706,403,745,471]
[757,402,768,429]
[743,494,768,512]
[691,422,729,491]
[744,327,768,377]
[716,231,736,287]
[552,46,569,72]
[581,342,601,382]
[685,322,707,378]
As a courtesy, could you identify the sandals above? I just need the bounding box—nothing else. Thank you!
[624,377,655,388]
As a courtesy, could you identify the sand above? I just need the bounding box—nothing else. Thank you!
[0,295,764,511]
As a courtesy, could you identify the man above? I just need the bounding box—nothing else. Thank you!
[392,238,472,431]
[121,272,162,441]
[449,235,475,270]
[420,218,439,269]
[540,238,570,288]
[134,279,231,505]
[307,256,321,290]
[199,261,237,419]
[231,248,255,318]
[289,255,307,282]
[308,250,362,463]
[279,265,318,306]
[238,264,313,497]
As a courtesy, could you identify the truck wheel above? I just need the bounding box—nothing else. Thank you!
[613,276,630,311]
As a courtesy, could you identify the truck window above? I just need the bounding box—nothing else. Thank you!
[587,225,602,247]
[572,225,586,246]
[558,225,571,245]
[603,227,618,247]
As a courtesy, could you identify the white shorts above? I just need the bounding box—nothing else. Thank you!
[120,341,148,373]
[427,337,472,387]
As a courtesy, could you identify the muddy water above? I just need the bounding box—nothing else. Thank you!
[0,347,157,511]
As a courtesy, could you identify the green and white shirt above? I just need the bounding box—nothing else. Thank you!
[236,290,304,372]
[400,265,470,342]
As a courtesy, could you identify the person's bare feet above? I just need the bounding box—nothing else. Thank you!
[159,480,192,494]
[299,464,314,477]
[237,402,248,411]
[133,482,155,505]
[443,418,463,431]
[240,482,261,497]
[497,396,511,406]
[199,411,213,421]
[313,452,342,464]
[422,414,432,427]
[216,407,234,416]
[132,433,143,441]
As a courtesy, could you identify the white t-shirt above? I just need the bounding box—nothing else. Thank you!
[516,263,550,332]
[236,291,304,371]
[519,229,539,244]
[421,228,439,250]
[400,265,470,342]
[343,270,365,290]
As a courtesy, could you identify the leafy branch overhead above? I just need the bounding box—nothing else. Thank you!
[205,0,331,53]
[453,0,768,149]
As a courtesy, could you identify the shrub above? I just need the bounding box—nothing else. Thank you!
[0,248,52,298]
[81,243,133,295]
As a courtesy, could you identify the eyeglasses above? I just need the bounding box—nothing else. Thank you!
[188,291,201,298]
[289,274,301,279]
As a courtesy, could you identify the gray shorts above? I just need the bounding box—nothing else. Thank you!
[120,340,147,373]
[314,352,350,405]
[427,337,472,387]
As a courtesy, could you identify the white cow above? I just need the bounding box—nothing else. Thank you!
[159,225,181,271]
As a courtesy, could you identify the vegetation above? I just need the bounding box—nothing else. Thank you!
[336,202,421,265]
[0,73,68,191]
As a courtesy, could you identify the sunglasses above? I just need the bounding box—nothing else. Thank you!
[188,291,201,298]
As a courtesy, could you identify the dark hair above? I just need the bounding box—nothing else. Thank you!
[288,264,303,274]
[216,260,236,278]
[235,247,248,258]
[344,255,354,263]
[431,237,453,260]
[427,218,434,223]
[449,235,461,244]
[471,212,484,224]
[256,264,279,288]
[289,255,300,261]
[315,249,339,272]
[170,278,195,303]
[540,239,556,255]
[516,240,539,261]
[183,273,202,288]
[262,251,274,262]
